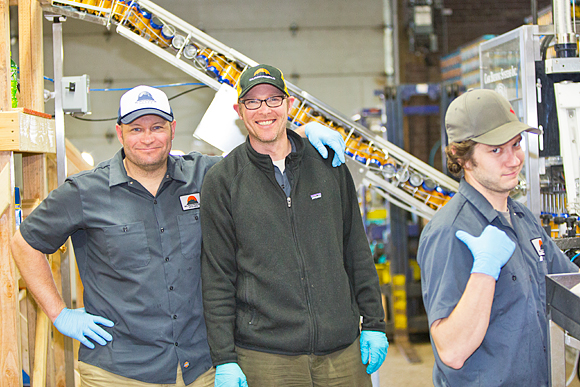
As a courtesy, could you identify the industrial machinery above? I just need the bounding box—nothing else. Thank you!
[44,0,459,221]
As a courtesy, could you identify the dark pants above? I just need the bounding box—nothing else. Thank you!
[236,339,372,387]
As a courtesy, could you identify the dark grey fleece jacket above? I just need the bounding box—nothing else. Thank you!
[200,129,385,366]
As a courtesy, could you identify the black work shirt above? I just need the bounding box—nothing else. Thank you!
[418,179,577,386]
[20,149,220,384]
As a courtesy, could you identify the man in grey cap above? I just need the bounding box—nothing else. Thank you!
[417,88,578,386]
[10,85,346,387]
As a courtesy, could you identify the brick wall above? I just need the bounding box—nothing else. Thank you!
[443,0,551,54]
[398,0,550,168]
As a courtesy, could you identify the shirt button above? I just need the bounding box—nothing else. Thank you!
[173,314,177,319]
[169,286,174,290]
[174,342,178,346]
[195,215,199,220]
[512,275,517,281]
[154,200,157,204]
[160,227,164,233]
[165,257,169,262]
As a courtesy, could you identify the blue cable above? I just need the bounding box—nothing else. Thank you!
[571,252,580,262]
[42,77,204,91]
[91,82,206,92]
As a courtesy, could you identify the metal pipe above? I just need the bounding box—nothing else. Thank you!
[553,0,574,43]
[52,18,75,387]
[383,0,395,86]
[532,0,538,25]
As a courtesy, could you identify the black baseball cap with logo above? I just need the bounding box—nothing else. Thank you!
[237,64,289,99]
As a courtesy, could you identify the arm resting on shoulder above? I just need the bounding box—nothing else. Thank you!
[430,273,495,369]
[11,229,66,322]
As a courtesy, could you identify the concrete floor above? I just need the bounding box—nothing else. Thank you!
[377,337,580,386]
[377,336,435,387]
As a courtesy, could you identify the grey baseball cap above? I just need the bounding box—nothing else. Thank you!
[445,89,541,145]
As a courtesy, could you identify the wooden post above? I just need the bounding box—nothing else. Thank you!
[0,0,21,385]
[18,0,44,112]
[0,0,10,110]
[0,153,21,387]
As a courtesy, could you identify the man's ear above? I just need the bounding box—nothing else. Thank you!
[115,124,124,145]
[233,103,242,119]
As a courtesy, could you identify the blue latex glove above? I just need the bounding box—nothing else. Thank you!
[304,121,346,167]
[456,225,516,281]
[360,330,389,374]
[53,307,114,349]
[215,363,248,387]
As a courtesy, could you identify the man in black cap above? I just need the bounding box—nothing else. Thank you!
[11,85,346,387]
[417,88,579,386]
[200,64,389,387]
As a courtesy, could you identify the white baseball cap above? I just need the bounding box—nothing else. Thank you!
[117,85,174,124]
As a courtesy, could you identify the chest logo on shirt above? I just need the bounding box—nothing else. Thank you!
[530,237,545,261]
[180,193,200,211]
[310,193,322,200]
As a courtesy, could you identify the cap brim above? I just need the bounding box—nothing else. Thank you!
[239,80,288,99]
[472,120,542,146]
[119,108,173,124]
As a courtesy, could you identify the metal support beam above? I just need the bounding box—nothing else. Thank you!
[52,16,74,387]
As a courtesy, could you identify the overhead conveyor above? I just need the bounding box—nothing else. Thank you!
[44,0,459,220]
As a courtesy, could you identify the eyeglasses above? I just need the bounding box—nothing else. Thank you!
[239,96,286,110]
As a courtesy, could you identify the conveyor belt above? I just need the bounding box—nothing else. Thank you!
[45,0,459,220]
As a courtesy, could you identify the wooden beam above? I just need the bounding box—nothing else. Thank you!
[0,0,11,111]
[18,0,44,112]
[22,153,47,202]
[30,0,44,111]
[32,310,49,387]
[9,1,54,5]
[0,152,22,387]
[50,251,66,387]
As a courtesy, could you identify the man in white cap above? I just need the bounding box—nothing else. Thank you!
[10,85,345,387]
[417,88,578,386]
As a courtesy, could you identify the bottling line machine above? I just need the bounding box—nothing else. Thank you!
[43,0,459,222]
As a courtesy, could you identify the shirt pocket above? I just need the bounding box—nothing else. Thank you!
[103,222,151,270]
[177,211,201,261]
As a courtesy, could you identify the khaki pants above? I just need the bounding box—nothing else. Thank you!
[237,340,372,387]
[78,362,215,387]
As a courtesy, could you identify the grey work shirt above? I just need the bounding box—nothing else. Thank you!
[417,179,577,387]
[19,149,221,384]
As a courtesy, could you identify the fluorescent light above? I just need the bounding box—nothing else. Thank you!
[81,152,94,166]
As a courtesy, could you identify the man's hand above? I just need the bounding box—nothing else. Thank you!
[360,330,389,374]
[456,225,516,281]
[53,307,114,349]
[304,122,346,167]
[215,363,248,387]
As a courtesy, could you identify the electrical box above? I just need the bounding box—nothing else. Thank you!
[62,75,90,114]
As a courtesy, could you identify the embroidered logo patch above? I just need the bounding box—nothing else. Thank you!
[310,193,322,200]
[180,193,200,211]
[530,238,545,261]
